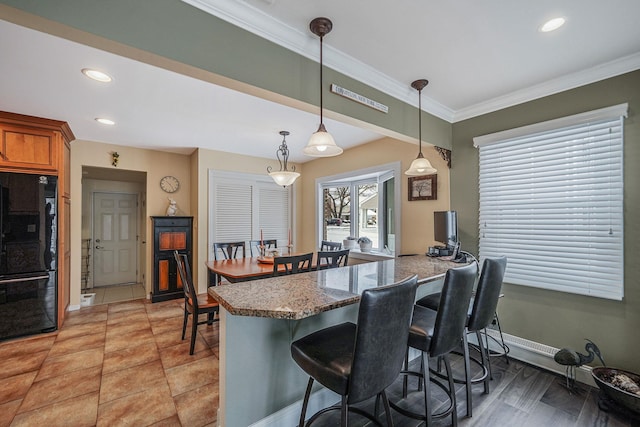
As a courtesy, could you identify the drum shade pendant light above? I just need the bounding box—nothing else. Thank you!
[268,131,300,187]
[304,17,343,157]
[405,79,437,175]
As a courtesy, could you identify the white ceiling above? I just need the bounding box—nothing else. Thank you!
[1,1,639,163]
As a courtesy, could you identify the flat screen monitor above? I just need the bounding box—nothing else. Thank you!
[434,210,458,247]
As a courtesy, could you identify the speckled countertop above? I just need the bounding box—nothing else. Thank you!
[207,256,463,320]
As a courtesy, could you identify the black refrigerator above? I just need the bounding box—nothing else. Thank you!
[0,172,57,341]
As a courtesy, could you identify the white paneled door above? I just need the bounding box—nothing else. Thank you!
[93,192,138,286]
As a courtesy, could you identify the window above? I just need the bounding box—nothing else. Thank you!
[209,170,292,258]
[474,103,627,300]
[317,163,400,254]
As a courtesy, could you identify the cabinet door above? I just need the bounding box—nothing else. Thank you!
[0,124,58,171]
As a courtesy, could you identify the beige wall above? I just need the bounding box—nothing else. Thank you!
[451,70,640,373]
[70,140,192,306]
[298,137,450,255]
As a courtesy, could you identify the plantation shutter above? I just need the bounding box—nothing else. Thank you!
[213,182,252,243]
[474,103,626,300]
[257,183,290,247]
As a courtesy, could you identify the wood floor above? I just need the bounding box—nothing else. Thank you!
[307,352,638,427]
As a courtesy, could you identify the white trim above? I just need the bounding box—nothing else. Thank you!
[181,1,640,123]
[473,102,628,147]
[456,53,640,122]
[67,304,81,311]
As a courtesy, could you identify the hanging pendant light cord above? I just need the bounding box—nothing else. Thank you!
[319,34,324,126]
[417,87,422,156]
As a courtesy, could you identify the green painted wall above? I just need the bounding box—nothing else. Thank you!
[451,70,640,373]
[0,0,451,149]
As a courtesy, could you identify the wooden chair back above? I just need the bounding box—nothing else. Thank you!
[213,241,246,260]
[320,240,342,251]
[316,249,350,270]
[249,239,277,257]
[273,253,313,276]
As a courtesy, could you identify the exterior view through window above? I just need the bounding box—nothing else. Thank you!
[318,163,400,254]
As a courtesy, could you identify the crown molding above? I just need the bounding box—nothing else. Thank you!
[182,1,639,125]
[454,52,640,122]
[181,0,455,122]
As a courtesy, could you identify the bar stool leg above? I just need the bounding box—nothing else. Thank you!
[421,350,432,427]
[462,332,472,418]
[443,354,458,427]
[298,377,313,427]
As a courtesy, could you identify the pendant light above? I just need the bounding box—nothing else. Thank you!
[405,79,437,175]
[268,131,300,187]
[304,17,343,157]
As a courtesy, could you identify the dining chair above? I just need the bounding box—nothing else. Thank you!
[213,241,246,260]
[174,251,219,355]
[389,262,477,426]
[320,240,342,251]
[416,256,507,417]
[316,249,350,270]
[272,253,313,276]
[291,275,418,426]
[249,239,277,257]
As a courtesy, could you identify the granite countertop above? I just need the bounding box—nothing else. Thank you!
[208,256,463,320]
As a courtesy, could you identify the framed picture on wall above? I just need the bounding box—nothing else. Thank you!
[408,174,437,201]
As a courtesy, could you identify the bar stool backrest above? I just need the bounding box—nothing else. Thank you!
[349,275,418,403]
[430,263,478,357]
[467,256,507,332]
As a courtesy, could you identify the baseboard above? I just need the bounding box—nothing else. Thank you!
[469,329,596,387]
[250,332,596,426]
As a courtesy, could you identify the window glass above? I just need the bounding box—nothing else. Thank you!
[323,187,351,243]
[316,163,401,254]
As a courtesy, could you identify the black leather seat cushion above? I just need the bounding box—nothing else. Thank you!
[291,322,356,396]
[407,305,437,352]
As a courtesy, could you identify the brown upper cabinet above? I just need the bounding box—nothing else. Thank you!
[0,112,74,173]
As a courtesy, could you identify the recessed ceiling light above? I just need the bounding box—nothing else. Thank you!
[540,17,566,33]
[81,68,112,82]
[95,118,115,126]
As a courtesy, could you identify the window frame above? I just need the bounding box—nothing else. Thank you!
[315,162,401,255]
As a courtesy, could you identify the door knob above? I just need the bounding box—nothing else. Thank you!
[95,246,103,249]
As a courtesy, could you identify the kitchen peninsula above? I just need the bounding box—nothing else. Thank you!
[208,256,463,426]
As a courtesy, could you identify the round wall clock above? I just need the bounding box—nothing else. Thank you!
[160,175,180,193]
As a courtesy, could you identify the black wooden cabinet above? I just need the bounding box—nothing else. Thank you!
[151,216,192,303]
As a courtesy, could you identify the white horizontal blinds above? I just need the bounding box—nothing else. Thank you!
[214,182,253,243]
[477,106,625,300]
[257,183,290,246]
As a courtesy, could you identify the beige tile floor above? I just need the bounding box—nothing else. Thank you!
[0,298,219,427]
[84,283,148,305]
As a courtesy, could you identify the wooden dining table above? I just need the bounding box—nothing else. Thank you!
[205,256,305,285]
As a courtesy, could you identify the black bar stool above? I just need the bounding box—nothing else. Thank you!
[291,275,418,427]
[390,263,477,426]
[417,256,507,417]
